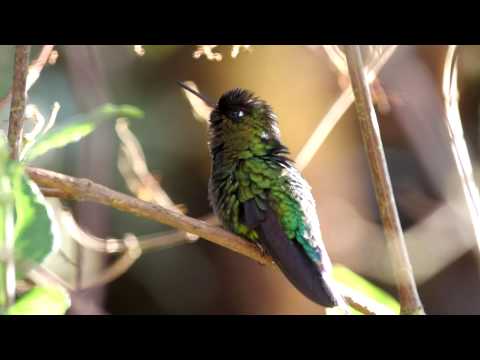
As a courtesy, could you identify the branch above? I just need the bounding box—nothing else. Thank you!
[115,118,197,242]
[344,45,424,315]
[27,166,272,266]
[441,46,480,261]
[77,234,142,289]
[28,167,394,314]
[7,45,31,160]
[26,45,56,90]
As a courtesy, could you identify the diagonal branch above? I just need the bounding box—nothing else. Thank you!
[28,166,394,315]
[344,45,424,315]
[442,45,480,260]
[27,166,271,266]
[115,118,197,242]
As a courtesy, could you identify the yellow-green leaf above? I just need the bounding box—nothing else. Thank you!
[6,286,70,315]
[25,103,144,161]
[331,264,400,315]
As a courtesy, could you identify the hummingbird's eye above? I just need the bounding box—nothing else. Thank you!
[229,110,245,122]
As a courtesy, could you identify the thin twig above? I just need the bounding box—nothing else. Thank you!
[55,212,199,291]
[20,102,61,161]
[344,45,424,315]
[27,166,391,314]
[28,265,75,292]
[295,45,398,171]
[78,234,142,289]
[60,207,199,254]
[26,45,55,91]
[321,45,349,75]
[115,118,197,241]
[7,45,31,160]
[442,45,480,258]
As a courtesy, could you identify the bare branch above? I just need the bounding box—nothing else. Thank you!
[7,45,31,160]
[321,45,349,75]
[27,166,272,266]
[116,118,197,242]
[53,208,209,291]
[345,45,424,315]
[441,46,480,259]
[28,265,75,292]
[28,166,394,314]
[78,234,142,289]
[60,207,198,254]
[116,119,182,211]
[26,45,55,90]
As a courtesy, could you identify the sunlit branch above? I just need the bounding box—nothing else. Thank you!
[345,45,424,315]
[29,166,392,315]
[441,45,480,260]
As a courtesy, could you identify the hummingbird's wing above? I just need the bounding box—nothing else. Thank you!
[243,198,339,307]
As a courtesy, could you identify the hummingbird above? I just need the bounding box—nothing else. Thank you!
[178,82,344,308]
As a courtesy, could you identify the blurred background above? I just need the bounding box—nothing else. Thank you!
[1,45,480,314]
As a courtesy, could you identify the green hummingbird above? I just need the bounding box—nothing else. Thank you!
[178,82,344,308]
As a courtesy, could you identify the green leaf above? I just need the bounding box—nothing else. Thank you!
[6,285,71,315]
[13,169,61,270]
[25,103,144,161]
[332,265,401,315]
[0,137,14,307]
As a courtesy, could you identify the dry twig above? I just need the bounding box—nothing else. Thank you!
[345,45,424,315]
[442,45,480,258]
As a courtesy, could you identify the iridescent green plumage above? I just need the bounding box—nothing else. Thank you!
[209,90,320,260]
[180,83,342,308]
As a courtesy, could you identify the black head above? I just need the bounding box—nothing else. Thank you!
[212,88,273,125]
[177,82,277,131]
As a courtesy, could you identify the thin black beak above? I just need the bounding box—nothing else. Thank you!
[176,81,216,108]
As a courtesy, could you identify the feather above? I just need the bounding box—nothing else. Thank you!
[244,199,339,307]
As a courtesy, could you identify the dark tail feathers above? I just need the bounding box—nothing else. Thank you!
[258,207,340,307]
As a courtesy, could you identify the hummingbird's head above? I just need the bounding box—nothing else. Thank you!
[177,82,282,151]
[213,88,260,124]
[211,88,279,137]
[177,82,277,130]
